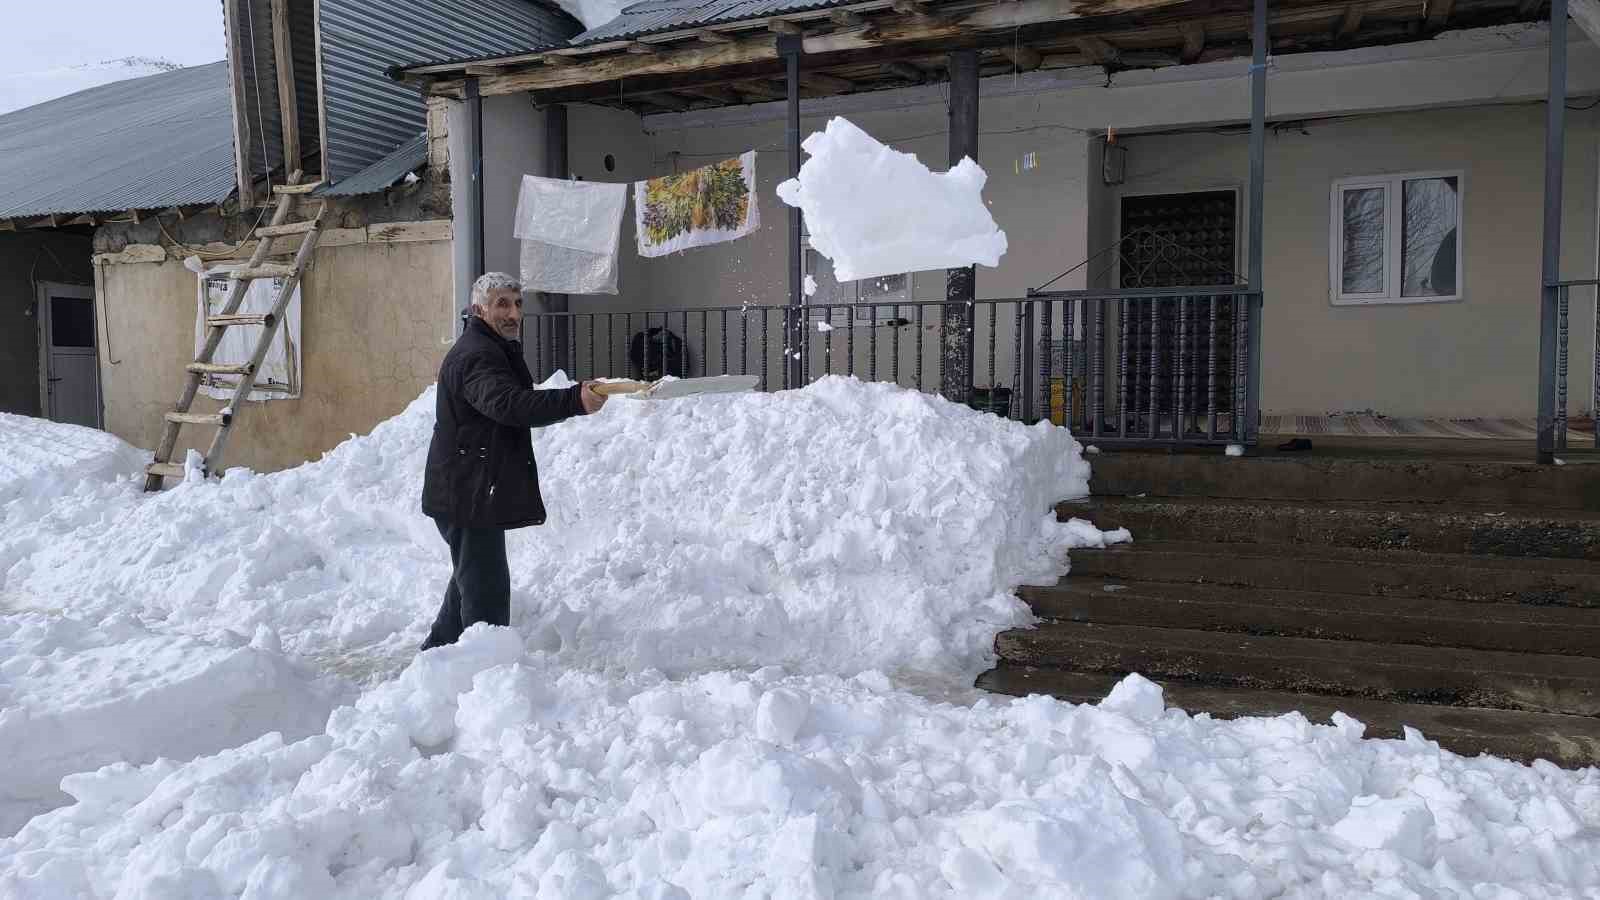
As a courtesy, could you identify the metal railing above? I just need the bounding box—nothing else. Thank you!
[1546,280,1600,452]
[525,286,1261,446]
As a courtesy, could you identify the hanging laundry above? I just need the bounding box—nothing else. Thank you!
[514,174,628,295]
[635,150,759,257]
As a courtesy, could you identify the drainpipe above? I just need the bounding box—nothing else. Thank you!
[1537,0,1568,464]
[781,34,804,391]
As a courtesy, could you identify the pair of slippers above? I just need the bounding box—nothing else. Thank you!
[1276,438,1314,452]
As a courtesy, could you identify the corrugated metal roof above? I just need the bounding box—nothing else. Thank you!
[571,0,854,45]
[314,131,426,196]
[319,0,581,182]
[0,62,236,220]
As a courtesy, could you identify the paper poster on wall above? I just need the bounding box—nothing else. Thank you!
[514,174,627,295]
[194,266,301,401]
[635,150,759,257]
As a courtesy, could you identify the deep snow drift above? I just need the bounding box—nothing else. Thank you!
[776,117,1008,281]
[6,383,1600,898]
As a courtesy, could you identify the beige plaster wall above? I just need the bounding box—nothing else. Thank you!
[96,236,454,474]
[1108,103,1600,418]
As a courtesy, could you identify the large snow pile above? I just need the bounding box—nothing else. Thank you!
[0,411,146,507]
[1,377,1098,686]
[0,57,182,116]
[776,117,1008,281]
[8,382,1600,897]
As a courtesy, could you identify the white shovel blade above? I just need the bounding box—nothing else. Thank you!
[644,374,761,399]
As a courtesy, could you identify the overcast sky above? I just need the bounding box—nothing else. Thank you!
[2,1,225,76]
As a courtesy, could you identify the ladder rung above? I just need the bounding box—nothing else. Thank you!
[187,362,253,376]
[145,462,190,479]
[207,313,273,328]
[231,264,297,280]
[272,181,324,195]
[254,219,318,238]
[165,411,231,427]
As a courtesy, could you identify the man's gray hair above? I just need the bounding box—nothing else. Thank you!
[471,272,522,308]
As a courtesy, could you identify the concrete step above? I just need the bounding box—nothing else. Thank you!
[1070,540,1600,606]
[1065,496,1600,561]
[1087,450,1600,510]
[1024,578,1600,656]
[993,620,1600,716]
[974,666,1600,767]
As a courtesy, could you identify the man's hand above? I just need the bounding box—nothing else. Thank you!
[580,381,608,414]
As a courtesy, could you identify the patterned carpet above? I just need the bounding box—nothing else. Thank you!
[1259,414,1595,442]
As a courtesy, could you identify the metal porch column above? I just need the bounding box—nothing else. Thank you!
[1244,0,1267,443]
[944,50,979,404]
[781,35,804,390]
[545,103,570,374]
[1538,0,1568,464]
[466,78,485,285]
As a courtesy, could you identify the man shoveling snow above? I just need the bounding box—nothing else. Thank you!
[418,272,608,651]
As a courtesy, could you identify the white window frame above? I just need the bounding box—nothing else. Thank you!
[802,237,911,324]
[1329,170,1464,306]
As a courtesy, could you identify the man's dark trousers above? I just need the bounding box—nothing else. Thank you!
[422,518,510,650]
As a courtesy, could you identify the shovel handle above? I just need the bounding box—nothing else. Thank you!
[591,380,652,396]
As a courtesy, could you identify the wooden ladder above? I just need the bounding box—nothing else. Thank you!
[142,176,325,490]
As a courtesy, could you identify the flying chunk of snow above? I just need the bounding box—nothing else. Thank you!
[776,117,1007,282]
[803,274,818,297]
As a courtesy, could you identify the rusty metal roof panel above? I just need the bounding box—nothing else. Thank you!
[0,62,236,219]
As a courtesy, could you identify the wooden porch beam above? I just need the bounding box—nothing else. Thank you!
[800,71,856,92]
[1000,45,1044,71]
[677,83,744,103]
[458,0,1185,96]
[270,0,301,173]
[695,28,734,43]
[1075,36,1120,65]
[831,9,865,27]
[625,41,657,54]
[887,60,928,82]
[768,18,803,35]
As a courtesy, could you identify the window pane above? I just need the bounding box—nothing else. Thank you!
[50,296,95,348]
[1401,176,1458,297]
[1341,187,1385,294]
[859,273,907,301]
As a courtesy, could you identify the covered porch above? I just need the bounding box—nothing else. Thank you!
[396,0,1596,463]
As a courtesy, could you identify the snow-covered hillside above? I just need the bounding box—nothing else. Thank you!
[0,57,183,115]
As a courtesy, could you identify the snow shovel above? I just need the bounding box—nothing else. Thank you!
[591,374,761,400]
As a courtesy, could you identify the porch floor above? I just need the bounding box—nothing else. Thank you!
[1261,413,1594,444]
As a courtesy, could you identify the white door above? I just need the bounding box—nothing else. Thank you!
[39,282,101,428]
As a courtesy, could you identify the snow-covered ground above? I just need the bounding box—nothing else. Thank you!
[4,381,1600,898]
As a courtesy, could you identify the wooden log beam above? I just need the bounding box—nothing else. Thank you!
[1425,0,1455,29]
[1179,22,1205,63]
[768,18,803,35]
[270,0,301,173]
[1075,36,1120,65]
[224,0,257,208]
[1000,45,1044,71]
[800,71,856,92]
[625,41,657,54]
[830,9,865,27]
[695,28,734,43]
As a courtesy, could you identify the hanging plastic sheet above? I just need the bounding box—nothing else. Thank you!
[635,150,759,257]
[514,174,628,295]
[193,265,301,401]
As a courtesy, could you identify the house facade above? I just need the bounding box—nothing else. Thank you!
[6,0,1597,474]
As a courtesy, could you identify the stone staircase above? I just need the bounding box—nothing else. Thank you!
[977,445,1600,766]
